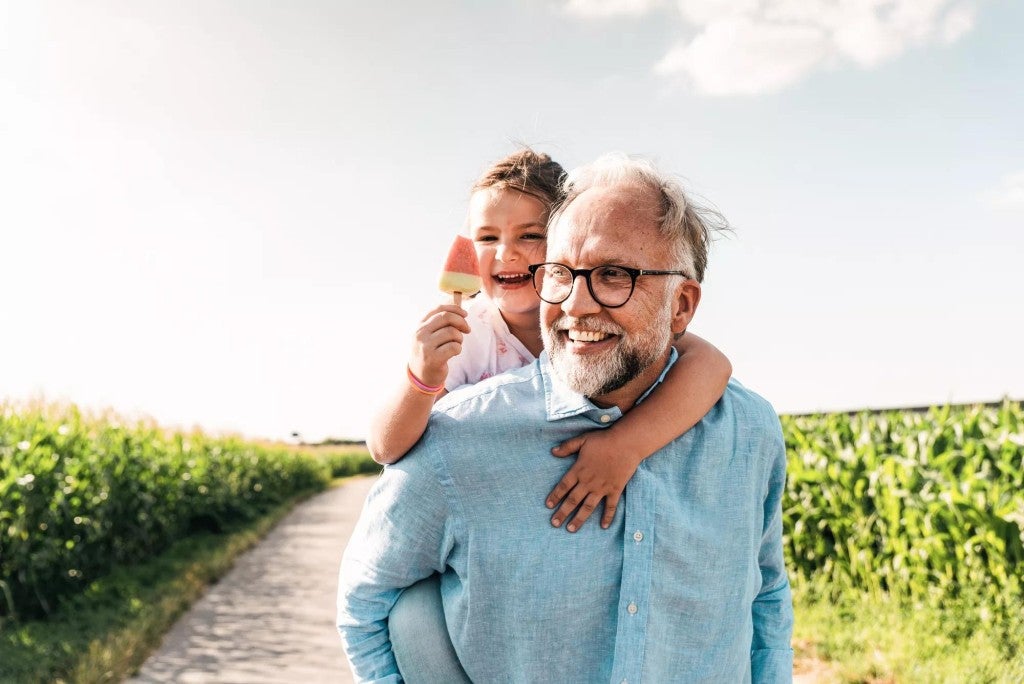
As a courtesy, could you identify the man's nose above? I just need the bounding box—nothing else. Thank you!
[561,275,602,317]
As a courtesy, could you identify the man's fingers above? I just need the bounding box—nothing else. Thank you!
[546,473,578,509]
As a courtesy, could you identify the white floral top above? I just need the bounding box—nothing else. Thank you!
[444,296,535,392]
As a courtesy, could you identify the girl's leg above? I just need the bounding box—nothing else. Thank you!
[390,574,471,683]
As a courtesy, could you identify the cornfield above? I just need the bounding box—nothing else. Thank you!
[0,402,332,622]
[781,400,1024,623]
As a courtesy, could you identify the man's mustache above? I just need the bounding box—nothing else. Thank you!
[549,315,625,337]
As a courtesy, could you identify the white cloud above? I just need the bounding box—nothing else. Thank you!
[674,0,758,24]
[655,16,829,96]
[564,0,667,18]
[941,3,976,44]
[828,0,963,67]
[982,171,1024,209]
[564,0,978,95]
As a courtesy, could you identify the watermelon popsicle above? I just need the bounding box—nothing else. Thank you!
[438,235,481,306]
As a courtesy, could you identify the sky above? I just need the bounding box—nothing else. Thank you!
[1,0,1022,442]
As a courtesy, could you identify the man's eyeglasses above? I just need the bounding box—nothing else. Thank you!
[528,262,691,309]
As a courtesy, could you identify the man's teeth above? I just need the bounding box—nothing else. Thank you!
[568,330,611,342]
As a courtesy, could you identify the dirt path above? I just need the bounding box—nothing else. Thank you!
[130,475,378,684]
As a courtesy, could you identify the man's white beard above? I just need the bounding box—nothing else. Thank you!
[543,305,672,399]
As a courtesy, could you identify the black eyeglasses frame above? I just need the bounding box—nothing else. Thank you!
[527,262,691,309]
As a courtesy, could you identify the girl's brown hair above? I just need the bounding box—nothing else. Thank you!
[471,149,566,210]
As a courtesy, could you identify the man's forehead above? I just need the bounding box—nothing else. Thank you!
[562,185,661,226]
[549,185,662,256]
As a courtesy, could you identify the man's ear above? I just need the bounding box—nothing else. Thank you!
[670,279,701,336]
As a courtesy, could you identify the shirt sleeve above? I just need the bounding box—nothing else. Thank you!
[750,420,795,683]
[337,454,456,682]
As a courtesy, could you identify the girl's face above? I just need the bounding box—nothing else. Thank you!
[467,187,548,317]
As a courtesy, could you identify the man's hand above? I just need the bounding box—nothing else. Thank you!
[545,429,643,532]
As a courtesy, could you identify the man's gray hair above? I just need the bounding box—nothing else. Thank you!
[549,153,727,282]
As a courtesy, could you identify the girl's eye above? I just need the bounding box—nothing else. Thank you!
[522,232,546,241]
[474,235,498,243]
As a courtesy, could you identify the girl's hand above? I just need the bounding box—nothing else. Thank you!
[545,429,643,532]
[409,304,470,388]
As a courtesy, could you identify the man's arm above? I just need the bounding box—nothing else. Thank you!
[337,455,455,682]
[751,423,795,683]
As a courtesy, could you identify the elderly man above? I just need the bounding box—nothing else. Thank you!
[338,154,794,682]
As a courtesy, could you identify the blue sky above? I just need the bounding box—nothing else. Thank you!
[2,0,1021,441]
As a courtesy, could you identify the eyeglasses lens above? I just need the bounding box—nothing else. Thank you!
[532,264,634,307]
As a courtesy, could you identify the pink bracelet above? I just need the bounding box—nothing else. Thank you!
[407,365,445,395]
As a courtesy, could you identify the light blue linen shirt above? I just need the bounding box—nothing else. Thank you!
[338,350,793,683]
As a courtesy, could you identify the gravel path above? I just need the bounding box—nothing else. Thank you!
[130,475,377,684]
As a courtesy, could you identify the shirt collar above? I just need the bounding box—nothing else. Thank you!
[540,347,679,424]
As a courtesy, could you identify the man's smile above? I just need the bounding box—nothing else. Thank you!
[552,317,624,354]
[567,329,612,342]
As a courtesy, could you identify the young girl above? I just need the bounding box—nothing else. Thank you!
[368,149,732,532]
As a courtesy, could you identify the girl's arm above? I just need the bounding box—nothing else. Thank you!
[366,304,469,465]
[546,332,731,531]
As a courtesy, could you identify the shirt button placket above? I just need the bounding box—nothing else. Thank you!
[617,466,648,684]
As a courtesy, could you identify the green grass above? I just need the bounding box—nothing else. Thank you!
[0,490,314,683]
[793,586,1024,683]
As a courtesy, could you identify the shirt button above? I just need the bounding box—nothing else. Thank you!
[633,530,644,542]
[627,602,638,615]
[599,414,612,423]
